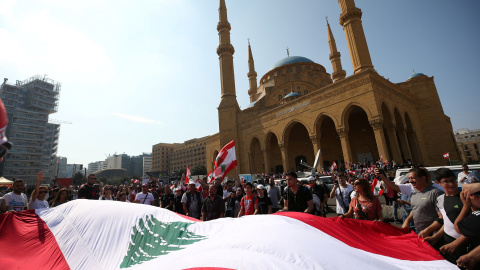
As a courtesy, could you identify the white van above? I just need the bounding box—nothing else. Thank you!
[395,164,480,187]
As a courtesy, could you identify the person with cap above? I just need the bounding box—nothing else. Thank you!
[78,174,100,200]
[201,184,224,221]
[134,183,155,205]
[256,184,272,214]
[181,180,203,219]
[282,172,314,213]
[173,187,185,215]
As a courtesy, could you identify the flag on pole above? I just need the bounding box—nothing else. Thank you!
[213,140,237,180]
[443,152,450,159]
[206,171,214,184]
[371,177,384,196]
[184,165,191,185]
[0,200,457,270]
[330,161,337,172]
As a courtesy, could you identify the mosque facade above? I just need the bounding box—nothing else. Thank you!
[203,0,460,175]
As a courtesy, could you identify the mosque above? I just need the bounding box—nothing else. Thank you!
[204,0,460,175]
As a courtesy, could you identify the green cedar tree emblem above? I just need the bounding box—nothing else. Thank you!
[120,215,206,268]
[221,164,226,173]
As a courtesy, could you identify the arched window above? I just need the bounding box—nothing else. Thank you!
[278,95,282,101]
[304,90,308,95]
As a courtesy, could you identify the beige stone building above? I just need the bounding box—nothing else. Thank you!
[455,129,480,163]
[203,0,460,175]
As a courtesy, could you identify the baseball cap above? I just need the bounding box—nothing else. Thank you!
[308,176,315,181]
[188,180,196,185]
[256,184,265,190]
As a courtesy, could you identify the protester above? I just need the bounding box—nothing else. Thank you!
[282,172,314,213]
[117,192,129,202]
[173,188,185,215]
[458,163,479,184]
[256,184,272,214]
[267,177,281,213]
[201,184,225,221]
[99,185,114,200]
[160,185,174,210]
[377,167,443,233]
[223,180,236,217]
[29,172,49,210]
[309,176,329,216]
[342,178,383,222]
[330,172,353,216]
[182,180,203,219]
[238,182,258,217]
[50,188,69,207]
[78,174,100,200]
[233,187,244,217]
[1,179,27,213]
[134,184,155,205]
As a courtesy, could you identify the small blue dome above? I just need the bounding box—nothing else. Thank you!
[247,101,257,108]
[270,56,315,70]
[409,72,425,79]
[284,92,301,98]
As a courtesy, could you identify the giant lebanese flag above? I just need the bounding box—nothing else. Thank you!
[213,139,237,180]
[0,200,455,270]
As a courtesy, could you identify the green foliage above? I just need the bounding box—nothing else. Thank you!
[191,165,207,175]
[72,172,85,186]
[120,215,206,268]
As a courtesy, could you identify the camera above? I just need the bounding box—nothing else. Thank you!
[378,169,386,175]
[334,180,339,185]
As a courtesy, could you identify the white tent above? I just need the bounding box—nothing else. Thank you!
[0,177,13,186]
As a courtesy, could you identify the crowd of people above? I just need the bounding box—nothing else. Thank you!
[1,162,479,269]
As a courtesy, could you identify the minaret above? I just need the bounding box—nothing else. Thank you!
[326,18,346,82]
[216,0,239,169]
[247,40,258,103]
[338,0,374,74]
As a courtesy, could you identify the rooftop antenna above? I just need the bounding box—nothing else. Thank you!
[286,47,290,57]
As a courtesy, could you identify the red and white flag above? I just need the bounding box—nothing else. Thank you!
[330,161,337,172]
[214,140,237,180]
[371,177,384,196]
[207,171,214,184]
[184,165,191,185]
[0,200,456,269]
[443,152,450,159]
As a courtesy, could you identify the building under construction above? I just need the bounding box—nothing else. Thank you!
[0,75,61,184]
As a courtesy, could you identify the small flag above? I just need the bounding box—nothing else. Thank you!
[184,166,191,185]
[330,162,337,172]
[207,171,214,184]
[371,177,384,196]
[443,152,449,159]
[213,140,237,180]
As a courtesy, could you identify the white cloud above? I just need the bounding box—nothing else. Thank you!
[113,113,162,125]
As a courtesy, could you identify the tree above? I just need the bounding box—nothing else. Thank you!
[191,165,207,176]
[72,172,85,186]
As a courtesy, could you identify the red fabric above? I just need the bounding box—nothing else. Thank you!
[0,99,8,128]
[240,195,258,215]
[349,196,382,220]
[0,210,70,269]
[275,212,444,261]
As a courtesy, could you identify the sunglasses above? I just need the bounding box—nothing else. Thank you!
[353,182,360,186]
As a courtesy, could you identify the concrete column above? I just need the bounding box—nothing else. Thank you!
[337,127,353,163]
[262,148,271,174]
[370,120,390,161]
[279,143,289,173]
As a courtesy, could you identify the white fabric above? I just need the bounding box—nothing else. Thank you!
[334,185,353,214]
[3,192,27,211]
[36,200,457,270]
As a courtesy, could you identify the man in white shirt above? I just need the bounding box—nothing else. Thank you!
[329,173,353,215]
[1,179,28,212]
[134,184,155,205]
[457,164,479,185]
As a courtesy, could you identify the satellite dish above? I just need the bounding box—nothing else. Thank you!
[313,150,321,172]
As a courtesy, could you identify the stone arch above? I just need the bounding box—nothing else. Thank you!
[394,107,411,162]
[315,114,343,170]
[282,119,312,144]
[405,112,423,163]
[283,121,314,172]
[341,102,373,127]
[249,137,264,174]
[345,105,378,163]
[265,131,283,174]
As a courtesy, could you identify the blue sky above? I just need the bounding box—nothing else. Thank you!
[1,0,479,167]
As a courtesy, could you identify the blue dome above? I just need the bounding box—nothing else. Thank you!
[409,72,425,79]
[270,56,315,70]
[284,92,301,98]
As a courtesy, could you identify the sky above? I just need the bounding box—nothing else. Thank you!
[1,0,479,167]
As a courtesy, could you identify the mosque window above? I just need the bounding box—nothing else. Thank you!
[284,89,287,93]
[278,95,282,101]
[304,90,308,95]
[297,86,301,90]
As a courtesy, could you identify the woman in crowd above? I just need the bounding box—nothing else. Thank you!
[29,172,49,210]
[99,185,114,200]
[233,187,244,218]
[342,178,383,222]
[117,191,129,202]
[50,188,69,207]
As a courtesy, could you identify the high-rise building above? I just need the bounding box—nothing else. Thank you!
[455,129,480,163]
[0,75,61,184]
